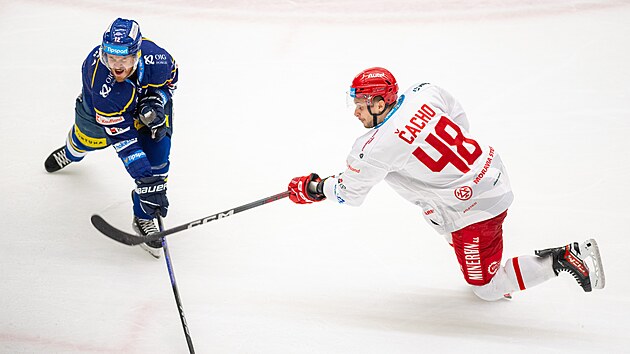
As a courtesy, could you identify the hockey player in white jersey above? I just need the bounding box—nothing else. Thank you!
[287,67,605,300]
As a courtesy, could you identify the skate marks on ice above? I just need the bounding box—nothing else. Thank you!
[0,302,157,353]
[191,286,616,350]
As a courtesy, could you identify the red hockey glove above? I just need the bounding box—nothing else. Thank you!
[288,173,326,204]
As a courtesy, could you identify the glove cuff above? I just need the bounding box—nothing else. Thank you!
[135,176,167,195]
[143,92,165,106]
[306,173,326,201]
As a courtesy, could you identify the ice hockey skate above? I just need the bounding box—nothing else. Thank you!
[132,216,163,259]
[535,238,605,292]
[44,146,72,173]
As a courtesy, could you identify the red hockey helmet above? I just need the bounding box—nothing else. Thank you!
[349,67,398,105]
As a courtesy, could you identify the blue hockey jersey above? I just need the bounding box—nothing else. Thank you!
[80,38,178,179]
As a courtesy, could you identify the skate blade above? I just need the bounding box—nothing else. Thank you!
[583,239,605,289]
[140,243,163,259]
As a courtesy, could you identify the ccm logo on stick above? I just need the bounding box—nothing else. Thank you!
[187,210,235,228]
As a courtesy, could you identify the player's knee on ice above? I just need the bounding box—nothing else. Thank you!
[472,255,555,301]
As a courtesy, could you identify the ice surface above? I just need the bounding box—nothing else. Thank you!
[1,1,629,353]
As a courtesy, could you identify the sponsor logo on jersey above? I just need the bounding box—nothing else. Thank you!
[144,54,168,65]
[463,202,478,214]
[473,147,495,185]
[73,125,107,148]
[424,209,434,216]
[96,114,125,125]
[395,104,436,144]
[105,126,130,136]
[454,186,473,201]
[333,185,345,204]
[99,84,112,98]
[113,138,137,152]
[346,163,360,174]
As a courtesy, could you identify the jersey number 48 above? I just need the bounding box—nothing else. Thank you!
[412,116,482,173]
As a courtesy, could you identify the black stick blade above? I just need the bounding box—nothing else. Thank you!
[90,214,154,246]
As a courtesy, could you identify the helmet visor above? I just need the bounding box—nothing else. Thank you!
[346,89,373,109]
[346,91,373,120]
[102,52,138,71]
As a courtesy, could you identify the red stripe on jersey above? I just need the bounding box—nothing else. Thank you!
[512,257,526,290]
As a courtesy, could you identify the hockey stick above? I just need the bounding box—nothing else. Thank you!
[158,216,195,354]
[91,190,291,246]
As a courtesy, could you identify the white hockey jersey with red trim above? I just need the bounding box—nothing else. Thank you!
[322,83,513,234]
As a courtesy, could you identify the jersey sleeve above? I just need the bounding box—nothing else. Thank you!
[140,40,178,103]
[321,134,390,206]
[144,57,177,103]
[322,158,388,206]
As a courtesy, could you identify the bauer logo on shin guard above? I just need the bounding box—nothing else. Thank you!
[187,210,235,229]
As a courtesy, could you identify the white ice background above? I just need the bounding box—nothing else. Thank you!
[1,1,630,353]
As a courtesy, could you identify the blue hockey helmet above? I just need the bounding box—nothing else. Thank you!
[99,18,142,72]
[101,18,142,56]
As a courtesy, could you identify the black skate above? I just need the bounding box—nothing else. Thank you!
[132,216,163,259]
[44,146,72,173]
[535,239,605,292]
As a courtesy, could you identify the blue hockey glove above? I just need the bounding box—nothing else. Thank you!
[133,176,168,217]
[137,94,167,142]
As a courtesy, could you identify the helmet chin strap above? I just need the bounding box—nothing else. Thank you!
[367,104,386,128]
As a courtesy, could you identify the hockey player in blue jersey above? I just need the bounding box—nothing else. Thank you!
[44,18,178,258]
